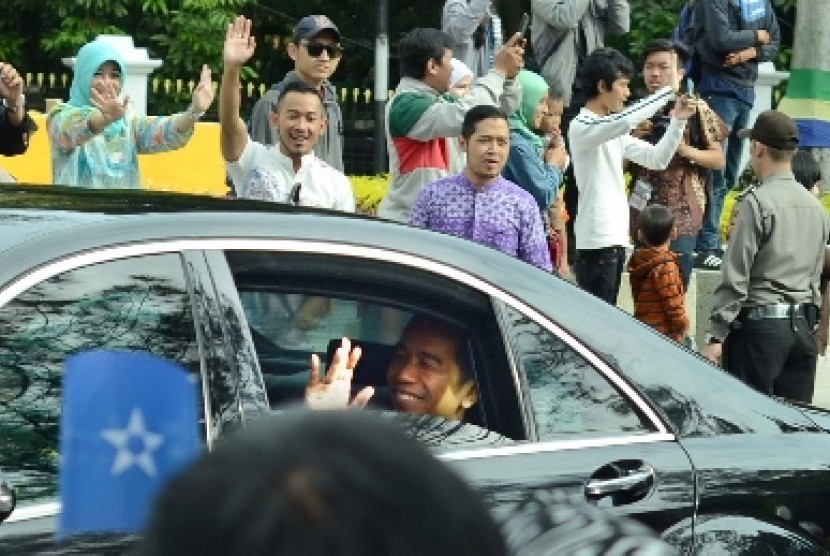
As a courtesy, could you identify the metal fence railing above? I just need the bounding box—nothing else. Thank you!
[25,72,386,176]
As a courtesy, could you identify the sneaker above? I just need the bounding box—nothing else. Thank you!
[694,251,722,270]
[682,335,698,351]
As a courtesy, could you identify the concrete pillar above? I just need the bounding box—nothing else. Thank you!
[736,62,791,179]
[62,35,162,116]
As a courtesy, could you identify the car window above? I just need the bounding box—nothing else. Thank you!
[225,250,525,440]
[498,303,653,440]
[237,289,412,407]
[0,254,200,502]
[239,292,410,355]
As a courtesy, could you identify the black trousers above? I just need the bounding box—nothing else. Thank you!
[723,315,818,403]
[561,103,584,266]
[575,246,626,305]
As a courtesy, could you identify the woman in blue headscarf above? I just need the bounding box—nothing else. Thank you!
[48,38,215,188]
[502,69,568,215]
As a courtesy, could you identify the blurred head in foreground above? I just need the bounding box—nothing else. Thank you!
[141,409,505,556]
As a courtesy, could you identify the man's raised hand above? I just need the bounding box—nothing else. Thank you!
[492,31,525,79]
[224,15,256,68]
[306,337,374,410]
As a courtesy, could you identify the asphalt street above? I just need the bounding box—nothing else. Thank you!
[814,355,830,409]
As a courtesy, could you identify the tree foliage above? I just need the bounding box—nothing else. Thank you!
[0,0,796,110]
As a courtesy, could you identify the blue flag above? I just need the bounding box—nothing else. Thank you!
[58,350,200,540]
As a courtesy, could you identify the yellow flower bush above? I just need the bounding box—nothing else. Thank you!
[350,174,390,215]
[721,189,830,242]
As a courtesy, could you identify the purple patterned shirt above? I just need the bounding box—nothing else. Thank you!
[409,173,552,271]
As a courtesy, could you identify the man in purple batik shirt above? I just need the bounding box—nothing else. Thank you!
[410,105,552,271]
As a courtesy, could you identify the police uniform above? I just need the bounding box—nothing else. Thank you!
[707,157,830,402]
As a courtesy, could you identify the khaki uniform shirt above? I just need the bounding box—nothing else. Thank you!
[709,171,830,340]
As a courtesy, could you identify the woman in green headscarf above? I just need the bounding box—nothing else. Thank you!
[502,69,568,213]
[47,38,215,188]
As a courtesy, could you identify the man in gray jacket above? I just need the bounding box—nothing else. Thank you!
[248,15,344,172]
[377,28,524,223]
[530,0,629,107]
[702,111,830,403]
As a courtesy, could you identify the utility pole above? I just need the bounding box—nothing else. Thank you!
[373,0,389,174]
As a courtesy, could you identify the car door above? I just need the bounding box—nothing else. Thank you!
[0,250,226,540]
[439,298,697,548]
[209,243,696,546]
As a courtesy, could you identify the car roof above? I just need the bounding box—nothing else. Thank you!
[0,185,551,295]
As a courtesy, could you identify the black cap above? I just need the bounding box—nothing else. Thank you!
[737,109,799,150]
[293,15,340,43]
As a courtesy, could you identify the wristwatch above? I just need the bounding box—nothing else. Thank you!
[184,105,205,121]
[3,94,25,113]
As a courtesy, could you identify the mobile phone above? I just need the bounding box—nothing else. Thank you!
[518,12,531,37]
[686,78,695,96]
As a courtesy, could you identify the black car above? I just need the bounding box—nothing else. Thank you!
[1,185,829,554]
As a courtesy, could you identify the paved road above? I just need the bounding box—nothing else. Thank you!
[814,355,830,410]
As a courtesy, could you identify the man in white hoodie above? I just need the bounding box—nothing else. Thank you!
[568,47,697,304]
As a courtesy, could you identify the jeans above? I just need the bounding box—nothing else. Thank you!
[671,235,696,291]
[575,246,626,305]
[695,94,751,253]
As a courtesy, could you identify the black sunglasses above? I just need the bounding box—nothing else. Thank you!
[301,42,343,59]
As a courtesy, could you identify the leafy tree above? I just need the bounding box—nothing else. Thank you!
[0,1,797,117]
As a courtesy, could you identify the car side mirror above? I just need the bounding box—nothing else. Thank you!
[0,472,16,524]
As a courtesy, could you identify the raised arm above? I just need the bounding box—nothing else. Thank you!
[132,65,215,154]
[221,15,256,163]
[624,94,696,171]
[0,63,26,129]
[173,65,215,135]
[0,62,35,156]
[530,0,591,29]
[442,0,490,43]
[49,81,129,151]
[569,86,674,151]
[393,32,524,141]
[606,0,630,34]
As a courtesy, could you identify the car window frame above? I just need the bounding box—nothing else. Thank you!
[220,250,521,438]
[492,298,658,442]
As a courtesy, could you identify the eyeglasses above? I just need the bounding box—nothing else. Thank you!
[301,42,343,59]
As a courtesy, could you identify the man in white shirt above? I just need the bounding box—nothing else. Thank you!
[568,47,696,304]
[220,15,355,212]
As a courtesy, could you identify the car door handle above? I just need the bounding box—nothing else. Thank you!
[585,468,653,498]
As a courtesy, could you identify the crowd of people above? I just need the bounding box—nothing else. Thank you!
[0,0,824,446]
[1,2,825,553]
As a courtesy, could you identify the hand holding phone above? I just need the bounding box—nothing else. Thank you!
[518,12,530,37]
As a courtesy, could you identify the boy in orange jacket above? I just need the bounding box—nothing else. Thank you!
[628,204,689,342]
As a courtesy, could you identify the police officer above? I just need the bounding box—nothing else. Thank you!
[702,110,830,403]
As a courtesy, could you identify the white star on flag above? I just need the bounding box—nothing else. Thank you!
[101,407,165,477]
